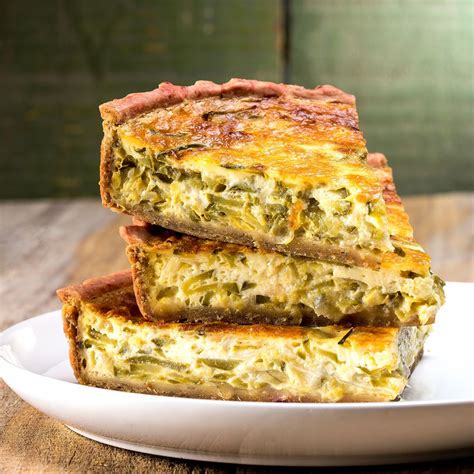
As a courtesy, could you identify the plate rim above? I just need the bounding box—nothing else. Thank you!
[65,425,474,466]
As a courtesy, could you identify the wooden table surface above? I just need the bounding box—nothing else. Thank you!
[1,193,473,473]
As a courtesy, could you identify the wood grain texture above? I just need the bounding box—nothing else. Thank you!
[289,0,474,195]
[0,0,282,199]
[403,193,474,282]
[0,200,128,330]
[0,195,473,472]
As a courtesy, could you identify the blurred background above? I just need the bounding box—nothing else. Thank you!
[2,0,473,199]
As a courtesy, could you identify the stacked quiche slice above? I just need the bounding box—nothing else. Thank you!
[57,79,444,402]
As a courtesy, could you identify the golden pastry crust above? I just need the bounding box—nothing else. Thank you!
[99,79,355,124]
[57,271,133,303]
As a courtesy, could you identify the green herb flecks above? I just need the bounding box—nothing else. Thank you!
[338,328,354,345]
[155,143,206,160]
[202,107,257,121]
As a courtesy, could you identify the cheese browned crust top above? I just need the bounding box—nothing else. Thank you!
[99,79,399,268]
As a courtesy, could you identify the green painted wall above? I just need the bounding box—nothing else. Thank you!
[1,0,282,198]
[290,0,474,194]
[1,0,473,198]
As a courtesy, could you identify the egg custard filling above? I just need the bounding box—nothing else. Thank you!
[121,226,444,327]
[60,277,428,403]
[110,131,388,249]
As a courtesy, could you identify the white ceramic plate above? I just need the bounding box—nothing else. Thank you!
[1,282,473,466]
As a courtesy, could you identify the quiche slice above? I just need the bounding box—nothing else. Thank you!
[119,153,444,327]
[57,272,428,402]
[100,79,393,268]
[120,224,443,327]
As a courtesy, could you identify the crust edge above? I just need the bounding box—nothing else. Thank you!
[117,210,379,268]
[56,271,132,304]
[75,377,399,403]
[99,78,356,125]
